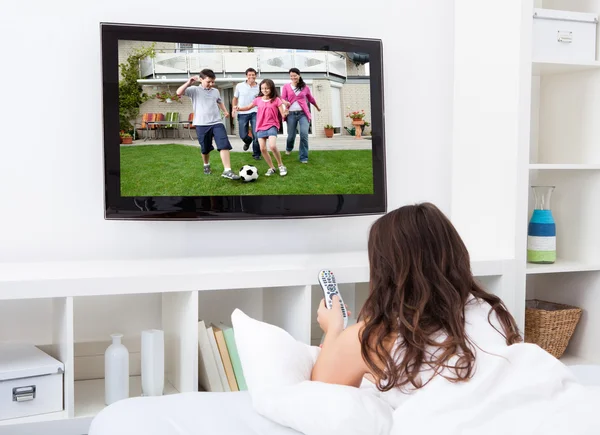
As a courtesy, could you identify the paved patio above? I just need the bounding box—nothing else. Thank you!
[123,134,373,151]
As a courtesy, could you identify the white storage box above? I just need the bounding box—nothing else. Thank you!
[0,343,64,421]
[533,8,598,62]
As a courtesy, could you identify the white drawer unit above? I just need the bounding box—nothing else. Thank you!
[0,343,64,421]
[533,8,598,63]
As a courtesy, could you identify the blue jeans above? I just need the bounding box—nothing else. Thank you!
[286,111,309,162]
[238,112,260,158]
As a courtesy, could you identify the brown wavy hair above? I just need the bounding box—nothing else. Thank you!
[358,203,521,392]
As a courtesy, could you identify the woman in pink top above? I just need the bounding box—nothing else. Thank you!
[236,79,289,177]
[281,68,321,163]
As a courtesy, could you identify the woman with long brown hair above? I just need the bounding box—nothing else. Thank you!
[311,202,521,399]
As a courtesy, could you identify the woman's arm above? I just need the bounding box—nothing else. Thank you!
[281,84,292,107]
[311,321,368,387]
[278,99,288,118]
[310,296,368,387]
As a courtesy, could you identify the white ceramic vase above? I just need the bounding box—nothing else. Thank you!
[105,333,129,405]
[141,329,165,396]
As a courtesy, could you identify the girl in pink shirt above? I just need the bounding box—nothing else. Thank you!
[236,79,289,177]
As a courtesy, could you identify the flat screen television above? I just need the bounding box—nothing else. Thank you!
[101,23,386,220]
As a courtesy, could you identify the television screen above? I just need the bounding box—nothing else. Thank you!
[101,23,386,220]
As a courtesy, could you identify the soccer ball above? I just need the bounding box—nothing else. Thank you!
[239,165,259,182]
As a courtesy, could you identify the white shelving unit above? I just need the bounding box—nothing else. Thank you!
[74,376,179,418]
[527,0,600,369]
[0,252,511,435]
[529,163,600,170]
[527,259,600,274]
[532,59,600,75]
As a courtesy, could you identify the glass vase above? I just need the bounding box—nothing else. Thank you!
[527,185,556,264]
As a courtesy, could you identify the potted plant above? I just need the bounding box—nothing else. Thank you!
[346,109,367,139]
[120,131,133,144]
[154,90,182,104]
[324,124,334,138]
[347,109,366,125]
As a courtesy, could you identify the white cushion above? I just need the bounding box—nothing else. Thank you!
[230,309,393,435]
[230,308,319,392]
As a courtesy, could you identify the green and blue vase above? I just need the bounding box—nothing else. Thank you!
[527,186,556,264]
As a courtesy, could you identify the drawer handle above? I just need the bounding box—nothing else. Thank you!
[557,30,573,43]
[13,385,36,402]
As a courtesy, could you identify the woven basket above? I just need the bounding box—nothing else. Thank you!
[524,299,582,358]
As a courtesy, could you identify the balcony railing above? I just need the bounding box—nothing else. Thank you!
[139,50,348,79]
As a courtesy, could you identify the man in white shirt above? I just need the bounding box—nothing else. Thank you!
[232,68,261,160]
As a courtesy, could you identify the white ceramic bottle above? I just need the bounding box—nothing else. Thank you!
[105,333,129,405]
[141,329,165,396]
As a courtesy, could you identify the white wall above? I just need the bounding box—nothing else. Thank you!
[0,0,455,263]
[450,0,532,261]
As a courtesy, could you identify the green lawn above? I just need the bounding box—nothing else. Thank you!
[120,144,373,196]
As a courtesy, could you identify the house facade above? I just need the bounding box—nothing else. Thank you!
[118,40,371,138]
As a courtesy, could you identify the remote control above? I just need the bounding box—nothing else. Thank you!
[318,269,348,329]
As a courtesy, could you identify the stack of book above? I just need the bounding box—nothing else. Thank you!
[197,320,247,392]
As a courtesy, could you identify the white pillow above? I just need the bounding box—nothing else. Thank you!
[231,309,393,435]
[230,308,320,392]
[253,381,393,435]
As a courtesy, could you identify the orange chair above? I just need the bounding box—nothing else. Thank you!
[182,113,196,140]
[152,113,165,139]
[135,113,157,140]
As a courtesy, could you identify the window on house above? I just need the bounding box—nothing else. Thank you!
[177,43,194,53]
[177,43,218,53]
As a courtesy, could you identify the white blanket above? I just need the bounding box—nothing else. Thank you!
[386,343,600,435]
[239,299,600,435]
[88,391,301,435]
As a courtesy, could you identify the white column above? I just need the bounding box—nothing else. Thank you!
[451,0,533,327]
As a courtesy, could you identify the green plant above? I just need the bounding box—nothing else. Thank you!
[154,90,182,103]
[120,131,132,138]
[324,124,334,129]
[119,43,156,131]
[346,109,366,120]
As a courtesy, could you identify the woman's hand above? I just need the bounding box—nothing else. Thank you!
[317,295,350,335]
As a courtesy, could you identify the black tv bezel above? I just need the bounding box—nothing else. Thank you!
[101,22,387,221]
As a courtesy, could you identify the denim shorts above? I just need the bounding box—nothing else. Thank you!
[256,126,278,138]
[195,123,232,154]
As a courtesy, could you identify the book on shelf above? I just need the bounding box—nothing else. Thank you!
[197,320,224,392]
[212,324,239,391]
[206,324,231,392]
[219,323,247,391]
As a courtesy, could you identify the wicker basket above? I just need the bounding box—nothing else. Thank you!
[524,299,582,358]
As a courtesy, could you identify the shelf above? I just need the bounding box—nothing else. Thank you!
[532,60,600,76]
[529,163,600,170]
[526,260,600,275]
[74,375,179,418]
[0,253,508,300]
[0,410,67,427]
